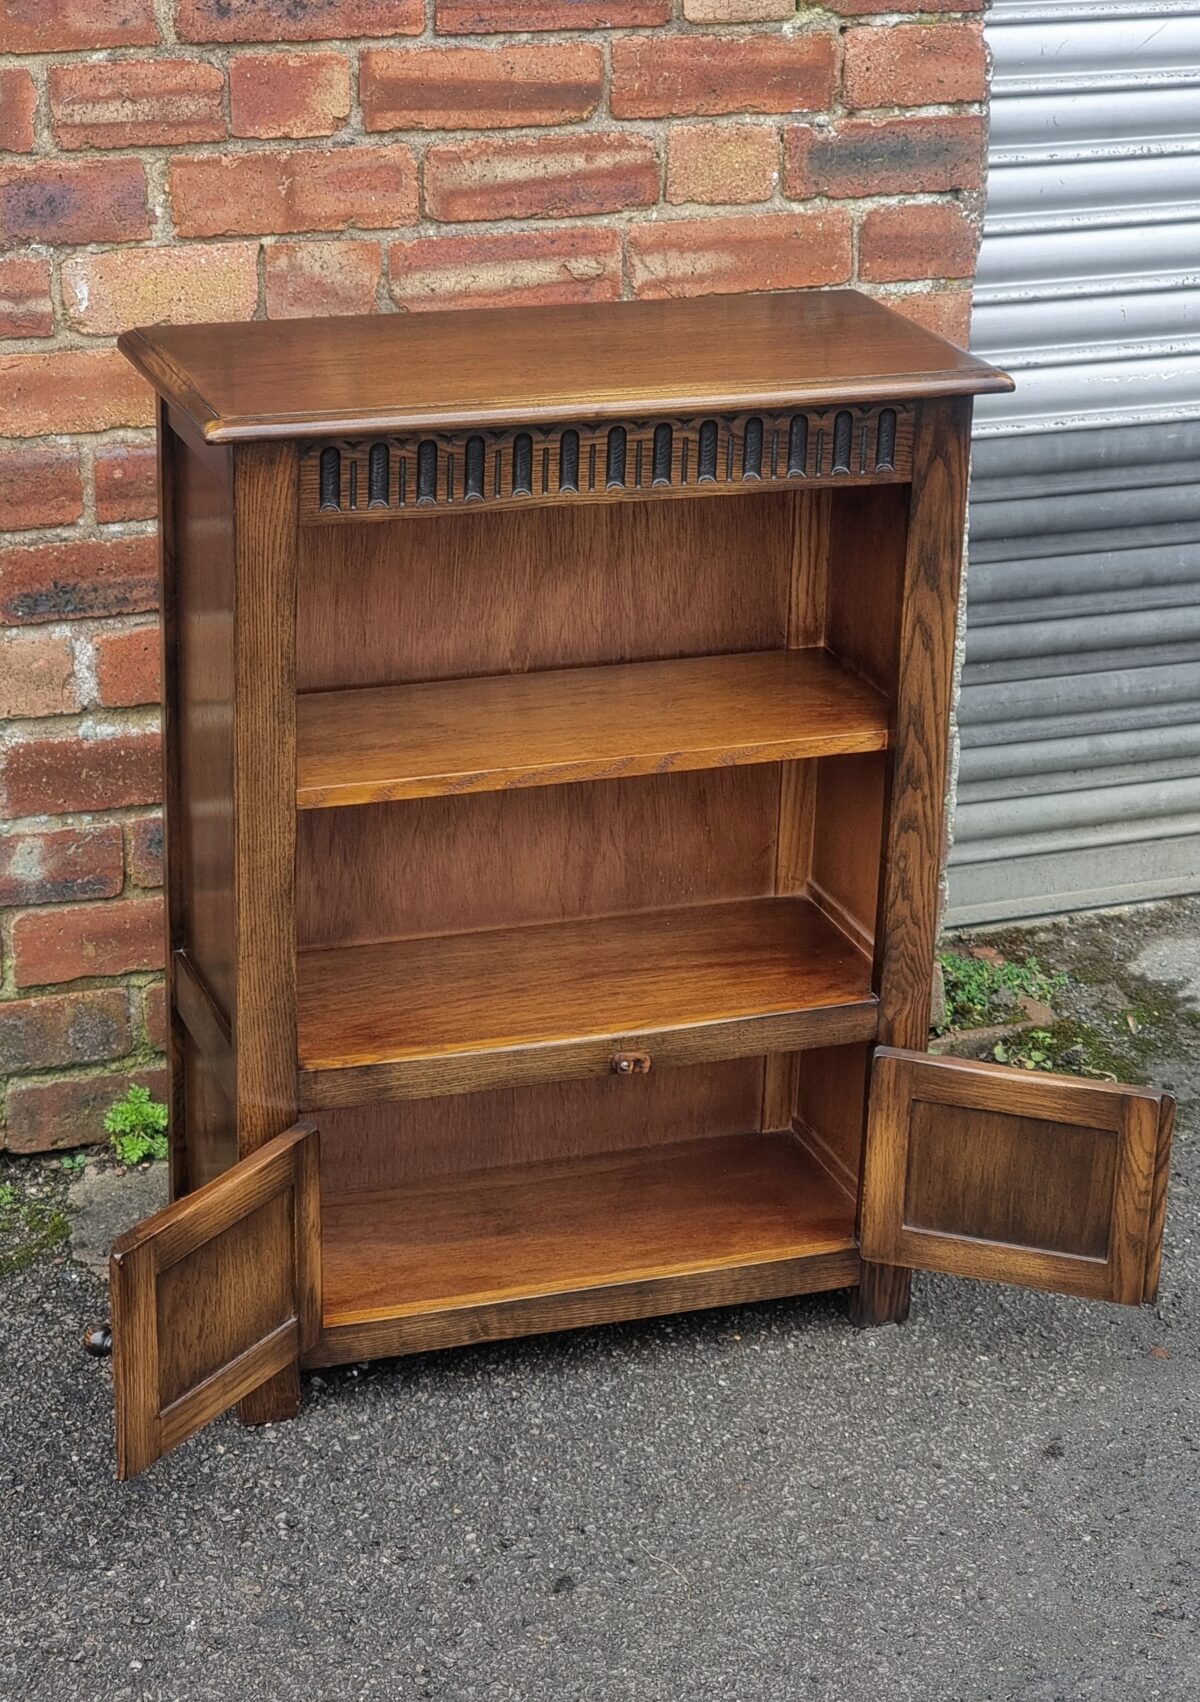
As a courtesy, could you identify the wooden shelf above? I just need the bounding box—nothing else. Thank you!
[313,1130,860,1361]
[296,648,890,808]
[297,895,877,1106]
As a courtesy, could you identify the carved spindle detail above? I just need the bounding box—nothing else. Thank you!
[319,446,341,511]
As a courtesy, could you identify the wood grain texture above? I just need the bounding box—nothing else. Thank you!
[296,648,889,808]
[118,291,1012,444]
[297,492,791,693]
[297,895,877,1104]
[156,400,185,1201]
[110,1124,319,1479]
[859,1049,1174,1305]
[320,1130,856,1325]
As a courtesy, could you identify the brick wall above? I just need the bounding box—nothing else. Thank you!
[0,0,988,1152]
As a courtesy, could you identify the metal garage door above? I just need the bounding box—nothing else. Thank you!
[948,0,1200,924]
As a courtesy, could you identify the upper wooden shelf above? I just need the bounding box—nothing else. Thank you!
[118,290,1012,444]
[296,648,890,809]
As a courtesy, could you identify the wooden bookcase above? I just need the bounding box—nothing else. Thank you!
[107,292,1176,1479]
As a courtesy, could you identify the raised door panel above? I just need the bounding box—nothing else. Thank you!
[860,1050,1174,1304]
[110,1124,319,1479]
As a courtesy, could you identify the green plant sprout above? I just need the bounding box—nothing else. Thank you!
[936,951,1066,1035]
[104,1085,169,1166]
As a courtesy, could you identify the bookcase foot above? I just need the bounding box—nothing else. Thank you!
[238,1361,300,1428]
[850,1262,912,1327]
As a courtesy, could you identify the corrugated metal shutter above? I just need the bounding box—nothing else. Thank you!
[948,0,1200,923]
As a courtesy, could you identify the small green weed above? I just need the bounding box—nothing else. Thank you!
[937,951,1067,1034]
[992,1029,1058,1071]
[105,1085,169,1166]
[59,1152,88,1172]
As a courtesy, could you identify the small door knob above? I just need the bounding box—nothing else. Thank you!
[83,1321,113,1358]
[612,1051,651,1076]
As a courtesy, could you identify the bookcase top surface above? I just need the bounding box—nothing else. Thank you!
[120,288,1012,444]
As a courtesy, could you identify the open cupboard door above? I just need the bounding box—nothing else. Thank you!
[110,1124,320,1479]
[860,1050,1174,1305]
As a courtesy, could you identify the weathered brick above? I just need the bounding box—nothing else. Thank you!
[628,208,852,298]
[0,824,124,908]
[0,0,158,52]
[94,443,157,524]
[0,632,78,719]
[230,51,351,139]
[829,0,983,10]
[0,158,149,246]
[127,813,163,888]
[860,200,977,283]
[62,244,260,336]
[4,1066,168,1154]
[3,729,162,820]
[142,980,167,1050]
[0,536,158,626]
[0,990,132,1074]
[265,240,382,317]
[438,0,669,30]
[666,123,777,205]
[92,624,162,708]
[177,0,422,42]
[843,23,987,110]
[170,145,418,237]
[0,69,37,153]
[426,133,658,222]
[885,285,973,345]
[49,59,225,151]
[683,0,793,19]
[362,44,602,131]
[612,32,837,119]
[784,116,985,198]
[0,446,84,532]
[389,227,622,311]
[0,256,53,337]
[0,351,154,437]
[12,895,165,988]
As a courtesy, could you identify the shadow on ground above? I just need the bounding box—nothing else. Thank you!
[1,901,1196,1702]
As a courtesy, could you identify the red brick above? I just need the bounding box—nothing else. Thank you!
[94,443,157,524]
[3,729,162,820]
[0,350,156,437]
[885,285,973,345]
[389,227,622,312]
[860,200,977,283]
[843,23,987,110]
[628,208,852,299]
[784,116,985,198]
[62,244,260,336]
[49,59,225,151]
[362,44,602,131]
[438,0,668,29]
[92,624,162,708]
[4,1066,168,1154]
[230,51,351,139]
[666,123,778,205]
[0,446,84,532]
[143,980,167,1050]
[0,536,158,626]
[0,69,37,153]
[612,32,837,119]
[0,632,78,719]
[0,990,132,1073]
[177,0,421,42]
[12,895,165,988]
[0,158,149,246]
[0,824,124,907]
[126,812,163,888]
[170,145,418,237]
[265,240,382,317]
[683,0,793,18]
[0,0,158,52]
[426,133,658,223]
[0,256,53,337]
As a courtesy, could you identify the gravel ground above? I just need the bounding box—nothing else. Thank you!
[1,902,1196,1702]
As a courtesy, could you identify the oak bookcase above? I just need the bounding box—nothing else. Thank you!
[106,291,1175,1478]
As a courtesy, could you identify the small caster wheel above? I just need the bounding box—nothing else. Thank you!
[83,1321,112,1358]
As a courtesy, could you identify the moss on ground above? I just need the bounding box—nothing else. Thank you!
[0,1175,70,1277]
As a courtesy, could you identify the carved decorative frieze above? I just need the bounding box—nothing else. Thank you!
[299,403,914,523]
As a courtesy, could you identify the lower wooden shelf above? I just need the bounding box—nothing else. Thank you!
[298,895,878,1106]
[308,1130,861,1365]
